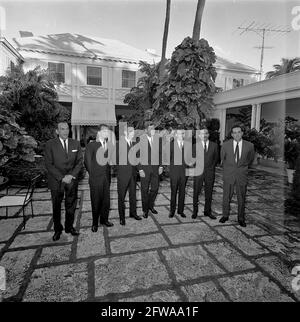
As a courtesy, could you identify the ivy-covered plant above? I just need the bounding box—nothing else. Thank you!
[153,37,217,128]
[0,110,37,168]
[0,64,70,144]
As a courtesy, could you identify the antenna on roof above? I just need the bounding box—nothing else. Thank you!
[235,22,291,80]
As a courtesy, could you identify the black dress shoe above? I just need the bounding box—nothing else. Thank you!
[204,213,217,220]
[178,213,186,218]
[219,216,229,223]
[91,225,98,232]
[169,212,175,218]
[52,231,61,241]
[143,212,148,218]
[149,208,158,214]
[102,221,114,227]
[238,220,247,227]
[120,219,126,226]
[65,227,79,236]
[191,213,197,219]
[130,214,142,220]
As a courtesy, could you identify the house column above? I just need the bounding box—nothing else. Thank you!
[76,125,81,142]
[255,103,262,131]
[220,109,227,142]
[72,125,76,140]
[251,104,257,129]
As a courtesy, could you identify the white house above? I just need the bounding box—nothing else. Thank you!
[0,37,23,76]
[12,32,260,142]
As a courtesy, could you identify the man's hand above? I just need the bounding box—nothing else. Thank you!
[139,170,146,178]
[158,166,163,175]
[62,175,74,184]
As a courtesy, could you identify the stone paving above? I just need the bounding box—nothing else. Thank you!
[0,167,299,302]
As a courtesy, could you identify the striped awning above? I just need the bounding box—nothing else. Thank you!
[71,101,116,126]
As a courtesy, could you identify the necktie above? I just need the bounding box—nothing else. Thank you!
[63,139,68,157]
[234,142,239,164]
[204,142,207,153]
[103,140,107,151]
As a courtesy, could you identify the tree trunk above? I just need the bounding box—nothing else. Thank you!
[192,0,206,43]
[159,0,171,80]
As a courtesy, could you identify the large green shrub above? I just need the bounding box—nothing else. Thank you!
[0,111,37,168]
[153,37,217,128]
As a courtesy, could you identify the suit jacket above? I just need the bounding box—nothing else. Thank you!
[221,139,255,185]
[44,137,83,190]
[84,140,114,185]
[203,141,219,172]
[165,138,190,177]
[115,136,137,180]
[136,134,162,174]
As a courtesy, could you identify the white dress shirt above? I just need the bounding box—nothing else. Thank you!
[147,135,153,146]
[233,139,243,159]
[125,137,132,147]
[59,137,68,153]
[201,140,209,150]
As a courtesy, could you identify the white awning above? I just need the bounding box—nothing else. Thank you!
[71,101,116,126]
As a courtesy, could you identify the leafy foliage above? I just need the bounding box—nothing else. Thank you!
[265,57,300,79]
[0,64,70,143]
[123,37,217,130]
[153,37,217,128]
[123,61,161,128]
[0,110,37,168]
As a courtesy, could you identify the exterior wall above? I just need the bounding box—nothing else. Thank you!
[213,71,300,141]
[215,68,259,91]
[20,51,140,106]
[0,41,21,75]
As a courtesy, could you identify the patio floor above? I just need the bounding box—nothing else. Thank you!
[0,167,299,302]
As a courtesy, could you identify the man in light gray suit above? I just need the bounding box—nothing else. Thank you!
[219,124,255,227]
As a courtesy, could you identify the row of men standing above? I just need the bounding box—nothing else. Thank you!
[45,121,254,241]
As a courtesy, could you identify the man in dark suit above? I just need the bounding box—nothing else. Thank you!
[192,126,219,220]
[219,124,255,227]
[84,124,114,232]
[116,124,141,225]
[137,122,163,218]
[167,126,189,218]
[45,121,83,241]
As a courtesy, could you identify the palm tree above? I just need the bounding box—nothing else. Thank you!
[265,58,300,79]
[192,0,206,43]
[159,0,171,80]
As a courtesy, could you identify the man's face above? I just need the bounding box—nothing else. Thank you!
[125,127,135,140]
[99,126,109,140]
[146,125,155,137]
[176,129,185,141]
[199,129,209,142]
[56,122,69,140]
[231,127,243,142]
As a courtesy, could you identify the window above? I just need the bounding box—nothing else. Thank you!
[122,70,136,88]
[232,78,244,89]
[10,61,15,71]
[87,66,102,86]
[48,62,65,83]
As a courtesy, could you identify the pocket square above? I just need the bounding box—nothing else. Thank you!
[72,149,78,152]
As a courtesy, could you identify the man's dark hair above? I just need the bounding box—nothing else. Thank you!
[199,125,208,131]
[99,124,109,130]
[56,120,69,128]
[231,124,244,133]
[144,121,155,129]
[176,124,186,130]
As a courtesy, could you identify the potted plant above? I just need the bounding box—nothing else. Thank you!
[284,138,300,184]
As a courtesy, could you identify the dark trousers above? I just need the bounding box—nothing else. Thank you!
[170,173,187,215]
[89,176,110,226]
[193,171,215,215]
[140,169,159,213]
[51,180,78,233]
[223,180,247,221]
[118,174,137,220]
